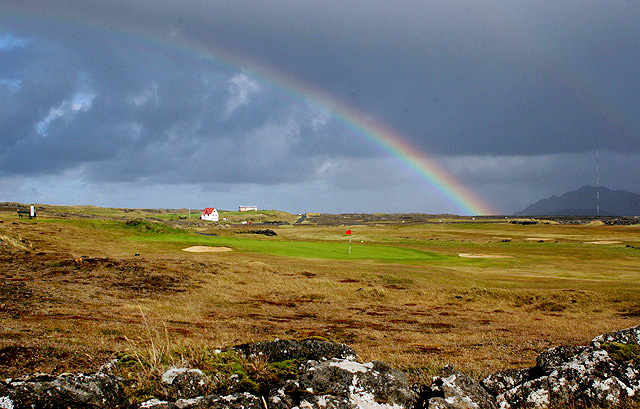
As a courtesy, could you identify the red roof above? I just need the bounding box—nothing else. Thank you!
[202,207,217,215]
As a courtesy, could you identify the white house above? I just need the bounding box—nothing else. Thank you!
[239,206,258,212]
[201,207,219,221]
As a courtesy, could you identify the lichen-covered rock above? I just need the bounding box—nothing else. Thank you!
[592,326,640,349]
[275,358,417,409]
[0,372,122,409]
[494,325,640,409]
[0,396,14,409]
[296,359,357,397]
[535,345,586,374]
[161,368,209,399]
[174,391,285,409]
[427,365,497,409]
[235,338,357,363]
[545,348,636,406]
[139,398,178,409]
[497,377,550,409]
[137,347,416,409]
[482,369,532,396]
[499,357,636,409]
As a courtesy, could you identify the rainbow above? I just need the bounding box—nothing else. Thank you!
[333,106,494,215]
[1,9,495,215]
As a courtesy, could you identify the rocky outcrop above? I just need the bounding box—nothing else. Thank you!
[284,359,416,409]
[419,326,640,409]
[2,327,639,409]
[142,345,417,409]
[0,372,122,409]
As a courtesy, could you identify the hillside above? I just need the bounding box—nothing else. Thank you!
[515,185,640,216]
[2,201,640,404]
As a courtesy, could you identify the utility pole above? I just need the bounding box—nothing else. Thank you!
[596,139,600,216]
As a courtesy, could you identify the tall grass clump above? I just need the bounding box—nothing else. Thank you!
[112,307,304,403]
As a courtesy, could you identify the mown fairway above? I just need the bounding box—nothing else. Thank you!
[1,206,639,383]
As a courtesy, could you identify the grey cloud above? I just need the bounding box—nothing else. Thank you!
[5,0,636,157]
[1,21,350,183]
[161,1,640,156]
[1,1,640,213]
[0,21,379,188]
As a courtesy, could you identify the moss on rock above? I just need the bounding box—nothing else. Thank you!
[602,342,640,364]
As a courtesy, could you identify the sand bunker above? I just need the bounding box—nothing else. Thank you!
[182,246,233,253]
[525,237,556,242]
[584,241,622,245]
[458,253,515,259]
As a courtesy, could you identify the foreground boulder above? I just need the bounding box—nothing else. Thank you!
[0,372,123,409]
[412,325,640,409]
[488,326,640,409]
[279,358,416,409]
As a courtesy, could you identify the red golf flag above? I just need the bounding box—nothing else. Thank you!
[345,230,352,235]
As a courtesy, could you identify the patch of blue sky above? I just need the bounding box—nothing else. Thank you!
[35,91,95,136]
[0,78,21,88]
[0,33,27,50]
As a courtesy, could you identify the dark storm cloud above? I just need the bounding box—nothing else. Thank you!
[0,20,372,186]
[4,0,638,158]
[0,37,79,150]
[1,1,640,213]
[92,0,640,155]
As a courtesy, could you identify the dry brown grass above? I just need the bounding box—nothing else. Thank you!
[1,211,639,385]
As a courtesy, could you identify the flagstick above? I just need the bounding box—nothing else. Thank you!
[349,236,352,255]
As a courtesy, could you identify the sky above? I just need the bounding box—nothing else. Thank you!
[1,1,639,215]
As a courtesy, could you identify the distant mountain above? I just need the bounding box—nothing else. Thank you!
[514,186,640,216]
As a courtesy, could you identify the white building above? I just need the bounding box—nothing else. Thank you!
[239,206,258,212]
[201,207,219,221]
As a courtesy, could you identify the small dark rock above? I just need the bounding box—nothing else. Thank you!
[236,229,277,236]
